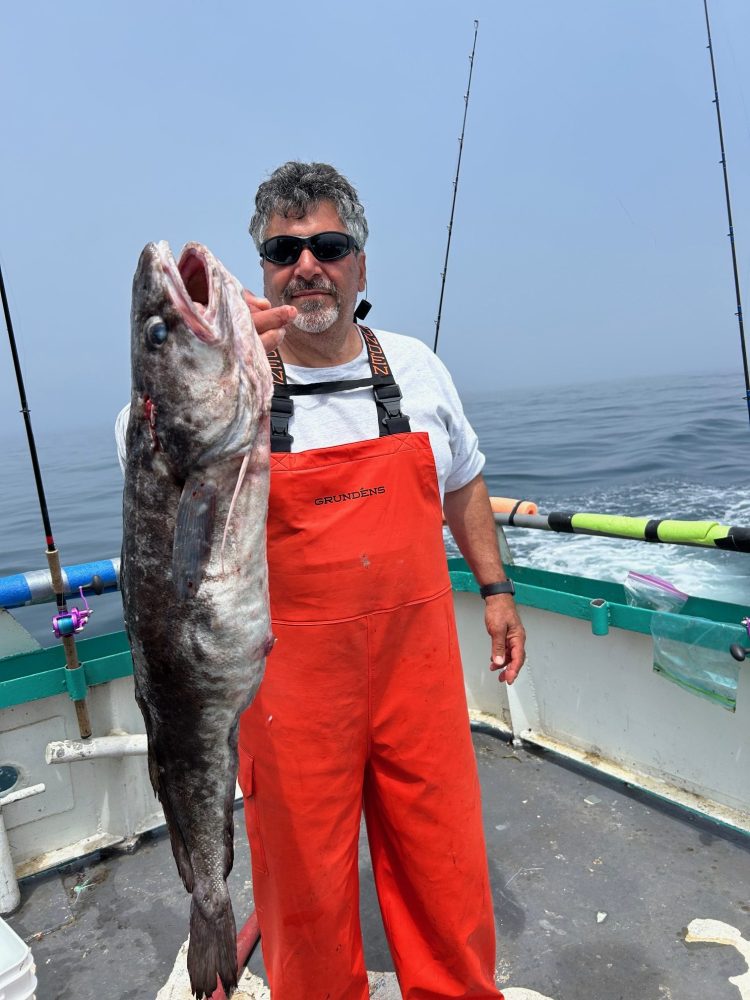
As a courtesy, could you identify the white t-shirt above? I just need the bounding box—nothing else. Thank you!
[115,328,484,500]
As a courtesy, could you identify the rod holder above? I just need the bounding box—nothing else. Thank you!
[0,783,45,914]
[590,599,610,636]
[46,734,147,764]
[63,663,88,702]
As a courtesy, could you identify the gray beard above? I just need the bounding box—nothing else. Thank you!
[291,299,340,334]
[281,276,342,335]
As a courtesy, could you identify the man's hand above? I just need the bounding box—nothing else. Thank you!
[442,473,527,685]
[485,595,526,685]
[242,289,296,353]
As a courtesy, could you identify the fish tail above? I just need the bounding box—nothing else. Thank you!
[187,885,237,998]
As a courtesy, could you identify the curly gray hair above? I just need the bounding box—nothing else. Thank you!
[249,161,369,252]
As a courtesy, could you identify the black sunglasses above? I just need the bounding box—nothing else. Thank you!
[259,231,358,266]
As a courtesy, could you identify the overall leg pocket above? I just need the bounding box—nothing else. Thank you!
[238,751,269,876]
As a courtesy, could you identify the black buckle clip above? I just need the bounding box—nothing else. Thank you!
[271,396,293,416]
[270,395,294,451]
[373,383,410,435]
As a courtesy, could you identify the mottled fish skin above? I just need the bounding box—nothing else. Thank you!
[121,242,273,998]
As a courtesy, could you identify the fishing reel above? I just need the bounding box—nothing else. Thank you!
[52,586,93,639]
[729,617,750,662]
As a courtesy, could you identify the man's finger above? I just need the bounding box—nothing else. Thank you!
[501,636,525,685]
[241,288,298,336]
[242,289,272,311]
[254,304,297,338]
[490,651,506,670]
[488,622,508,670]
[259,329,286,354]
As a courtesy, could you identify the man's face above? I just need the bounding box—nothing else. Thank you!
[261,201,366,335]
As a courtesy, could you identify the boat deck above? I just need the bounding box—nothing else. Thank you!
[7,730,750,1000]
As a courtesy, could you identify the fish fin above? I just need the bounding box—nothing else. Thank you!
[158,786,195,894]
[221,776,235,880]
[223,721,241,878]
[172,476,218,598]
[134,681,195,892]
[223,822,235,881]
[187,883,237,998]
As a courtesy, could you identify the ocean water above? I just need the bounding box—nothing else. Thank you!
[2,369,750,645]
[467,369,750,609]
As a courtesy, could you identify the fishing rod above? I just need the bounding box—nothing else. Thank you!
[702,0,749,424]
[433,19,479,355]
[0,260,92,738]
[495,508,750,552]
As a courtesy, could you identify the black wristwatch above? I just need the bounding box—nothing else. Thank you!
[479,580,515,599]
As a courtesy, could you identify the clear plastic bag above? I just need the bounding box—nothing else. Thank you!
[651,613,739,712]
[624,571,689,613]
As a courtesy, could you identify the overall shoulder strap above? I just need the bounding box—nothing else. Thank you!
[268,327,411,453]
[358,327,411,437]
[267,350,294,453]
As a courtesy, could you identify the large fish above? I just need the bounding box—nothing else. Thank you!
[121,241,273,998]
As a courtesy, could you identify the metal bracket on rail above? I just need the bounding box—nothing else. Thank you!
[589,598,610,636]
[729,617,750,661]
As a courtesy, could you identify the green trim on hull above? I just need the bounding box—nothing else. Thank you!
[449,558,747,637]
[0,563,745,710]
[0,630,132,709]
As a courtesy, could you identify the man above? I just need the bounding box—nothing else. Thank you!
[237,161,526,1000]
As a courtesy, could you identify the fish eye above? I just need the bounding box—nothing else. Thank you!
[145,317,168,347]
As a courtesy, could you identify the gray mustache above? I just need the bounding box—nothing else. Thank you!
[283,278,337,299]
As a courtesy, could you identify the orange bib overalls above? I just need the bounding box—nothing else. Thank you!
[238,331,503,1000]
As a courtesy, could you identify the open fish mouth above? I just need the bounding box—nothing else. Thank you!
[156,241,222,344]
[144,239,266,469]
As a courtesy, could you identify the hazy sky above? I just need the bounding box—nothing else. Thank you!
[2,0,749,432]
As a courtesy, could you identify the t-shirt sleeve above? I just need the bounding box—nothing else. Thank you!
[115,403,130,475]
[418,344,485,493]
[440,384,485,493]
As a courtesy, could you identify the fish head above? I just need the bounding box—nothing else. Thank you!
[130,241,272,476]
